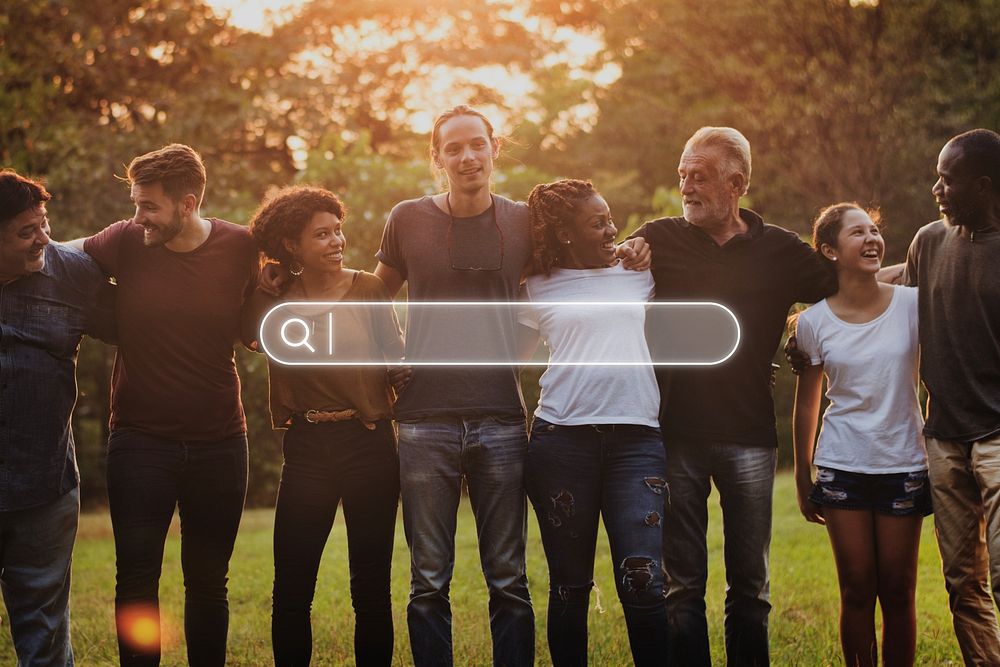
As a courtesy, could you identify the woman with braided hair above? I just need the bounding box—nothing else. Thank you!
[519,179,669,666]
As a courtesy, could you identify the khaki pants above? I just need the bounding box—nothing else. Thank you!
[927,434,1000,666]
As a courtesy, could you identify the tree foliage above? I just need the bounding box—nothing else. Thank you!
[3,0,999,502]
[531,0,1000,255]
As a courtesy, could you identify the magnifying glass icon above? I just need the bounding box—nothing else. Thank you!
[279,317,316,353]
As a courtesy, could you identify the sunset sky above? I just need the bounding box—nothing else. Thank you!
[204,0,618,134]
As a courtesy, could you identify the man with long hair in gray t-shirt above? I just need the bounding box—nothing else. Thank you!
[373,105,649,667]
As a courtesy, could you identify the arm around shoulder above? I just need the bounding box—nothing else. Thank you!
[239,287,278,351]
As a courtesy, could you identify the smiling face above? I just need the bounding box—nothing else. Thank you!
[821,208,884,275]
[0,204,51,280]
[678,145,741,228]
[284,210,345,274]
[130,181,185,247]
[432,114,499,197]
[932,142,987,228]
[558,193,618,269]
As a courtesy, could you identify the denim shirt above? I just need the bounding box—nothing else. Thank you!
[0,242,114,511]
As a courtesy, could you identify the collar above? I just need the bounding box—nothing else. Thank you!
[945,218,1000,241]
[679,208,764,245]
[37,244,56,277]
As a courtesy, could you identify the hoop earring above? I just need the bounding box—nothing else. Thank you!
[289,259,304,276]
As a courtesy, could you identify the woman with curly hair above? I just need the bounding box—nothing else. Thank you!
[792,203,929,667]
[243,185,403,667]
[519,179,668,666]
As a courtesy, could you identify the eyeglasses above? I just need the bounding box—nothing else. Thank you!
[447,193,504,272]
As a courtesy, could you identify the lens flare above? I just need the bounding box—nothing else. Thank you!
[116,603,161,653]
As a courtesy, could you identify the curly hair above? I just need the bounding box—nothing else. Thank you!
[527,179,598,276]
[811,201,882,283]
[248,186,346,267]
[126,143,206,204]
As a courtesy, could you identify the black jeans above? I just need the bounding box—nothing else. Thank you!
[272,418,400,667]
[106,430,248,667]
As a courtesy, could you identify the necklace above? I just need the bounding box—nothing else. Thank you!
[445,193,504,271]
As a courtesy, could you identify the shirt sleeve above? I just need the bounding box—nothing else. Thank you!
[794,309,823,366]
[83,220,130,276]
[641,270,655,301]
[374,205,407,280]
[902,234,920,287]
[788,235,836,304]
[66,248,116,343]
[628,221,650,241]
[86,278,118,344]
[516,282,539,330]
[243,254,261,300]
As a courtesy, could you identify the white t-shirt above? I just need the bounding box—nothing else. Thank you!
[518,263,659,427]
[796,285,926,473]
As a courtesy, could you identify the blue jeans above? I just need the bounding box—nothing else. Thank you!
[106,430,248,667]
[663,441,776,667]
[397,416,533,667]
[271,418,399,667]
[526,419,669,667]
[0,487,78,667]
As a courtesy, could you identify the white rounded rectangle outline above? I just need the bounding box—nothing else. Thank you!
[258,301,741,366]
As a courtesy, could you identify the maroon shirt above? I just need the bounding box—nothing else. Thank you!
[84,218,258,440]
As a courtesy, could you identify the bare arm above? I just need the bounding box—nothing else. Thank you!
[64,237,88,251]
[374,262,405,299]
[792,362,826,524]
[877,262,905,285]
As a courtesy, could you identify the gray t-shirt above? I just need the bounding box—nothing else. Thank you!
[376,194,530,419]
[904,219,1000,442]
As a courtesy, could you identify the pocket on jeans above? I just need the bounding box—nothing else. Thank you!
[488,413,527,427]
[529,416,556,434]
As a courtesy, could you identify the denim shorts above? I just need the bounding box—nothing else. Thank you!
[809,466,933,516]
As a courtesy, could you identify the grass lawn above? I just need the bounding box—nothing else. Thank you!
[1,472,965,665]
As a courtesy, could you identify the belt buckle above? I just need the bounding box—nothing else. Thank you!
[305,410,320,424]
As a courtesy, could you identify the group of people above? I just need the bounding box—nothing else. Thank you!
[0,104,997,667]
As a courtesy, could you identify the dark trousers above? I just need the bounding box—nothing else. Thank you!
[272,418,399,667]
[106,430,248,667]
[526,418,670,666]
[664,441,776,667]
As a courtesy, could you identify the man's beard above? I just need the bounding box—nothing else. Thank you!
[143,209,184,247]
[944,202,983,229]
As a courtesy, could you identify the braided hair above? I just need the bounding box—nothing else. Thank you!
[527,179,598,276]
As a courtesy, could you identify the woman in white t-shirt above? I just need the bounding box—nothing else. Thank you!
[792,202,930,667]
[519,179,667,666]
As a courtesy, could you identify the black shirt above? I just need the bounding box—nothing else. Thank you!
[634,209,833,447]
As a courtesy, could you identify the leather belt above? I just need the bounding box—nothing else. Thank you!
[302,409,377,430]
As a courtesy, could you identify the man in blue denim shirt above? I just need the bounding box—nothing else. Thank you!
[0,170,114,666]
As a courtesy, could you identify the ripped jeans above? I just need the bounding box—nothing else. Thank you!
[526,418,669,666]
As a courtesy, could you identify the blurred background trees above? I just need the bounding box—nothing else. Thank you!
[3,0,997,506]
